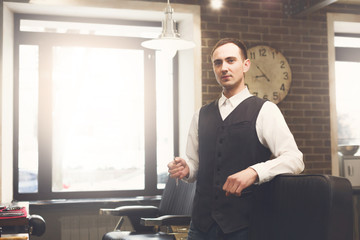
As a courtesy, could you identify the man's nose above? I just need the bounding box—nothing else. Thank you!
[221,63,229,72]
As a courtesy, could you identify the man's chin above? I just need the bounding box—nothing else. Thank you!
[220,81,234,88]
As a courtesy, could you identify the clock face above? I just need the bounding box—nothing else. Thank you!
[244,45,292,104]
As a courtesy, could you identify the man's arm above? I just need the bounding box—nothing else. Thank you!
[251,101,304,184]
[168,110,200,183]
[222,101,304,196]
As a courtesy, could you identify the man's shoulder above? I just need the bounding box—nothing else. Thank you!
[200,99,218,111]
[246,95,267,104]
[241,96,268,110]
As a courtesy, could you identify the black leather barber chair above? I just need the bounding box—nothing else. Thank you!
[101,174,353,240]
[251,174,353,240]
[100,176,196,240]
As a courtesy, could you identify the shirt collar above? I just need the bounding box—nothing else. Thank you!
[218,87,253,108]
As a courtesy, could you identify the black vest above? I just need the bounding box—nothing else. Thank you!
[192,96,272,234]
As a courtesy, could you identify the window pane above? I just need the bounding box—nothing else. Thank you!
[335,61,360,148]
[335,36,360,48]
[52,46,145,192]
[156,53,174,189]
[18,45,39,193]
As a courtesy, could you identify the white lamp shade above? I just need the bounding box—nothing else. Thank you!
[141,0,195,58]
[141,37,195,58]
[141,37,195,51]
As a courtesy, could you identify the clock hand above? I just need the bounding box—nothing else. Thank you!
[255,75,265,79]
[255,73,270,82]
[256,65,270,82]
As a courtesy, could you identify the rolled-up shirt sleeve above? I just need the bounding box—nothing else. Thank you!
[183,110,200,183]
[250,101,305,184]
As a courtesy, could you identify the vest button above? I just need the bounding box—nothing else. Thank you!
[219,138,223,144]
[217,152,222,157]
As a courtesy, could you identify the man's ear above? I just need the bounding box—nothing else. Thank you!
[243,59,251,73]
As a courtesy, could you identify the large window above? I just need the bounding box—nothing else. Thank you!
[327,13,360,176]
[14,15,178,200]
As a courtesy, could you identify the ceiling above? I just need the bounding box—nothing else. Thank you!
[285,0,360,16]
[6,0,360,19]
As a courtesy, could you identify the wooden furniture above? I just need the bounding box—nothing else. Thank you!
[0,234,28,240]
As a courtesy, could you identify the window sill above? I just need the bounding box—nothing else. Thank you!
[28,196,162,212]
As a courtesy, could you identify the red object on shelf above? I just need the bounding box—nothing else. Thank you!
[0,207,27,220]
[0,206,28,227]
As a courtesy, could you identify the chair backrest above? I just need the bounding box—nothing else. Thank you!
[251,174,353,240]
[159,176,196,216]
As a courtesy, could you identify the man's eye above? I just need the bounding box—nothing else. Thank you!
[214,61,222,66]
[228,59,235,63]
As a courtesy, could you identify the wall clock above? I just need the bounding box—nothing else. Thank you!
[244,45,292,104]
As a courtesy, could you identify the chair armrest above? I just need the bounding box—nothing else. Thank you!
[100,205,159,217]
[140,215,191,226]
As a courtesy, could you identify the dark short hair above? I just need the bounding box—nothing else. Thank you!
[211,38,248,60]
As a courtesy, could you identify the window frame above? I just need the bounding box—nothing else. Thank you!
[13,14,178,201]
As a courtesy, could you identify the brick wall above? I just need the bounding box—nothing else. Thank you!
[153,0,360,174]
[200,0,330,174]
[200,0,360,175]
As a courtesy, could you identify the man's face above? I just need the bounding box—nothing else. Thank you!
[212,43,250,96]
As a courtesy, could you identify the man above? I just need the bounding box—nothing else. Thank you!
[168,38,304,240]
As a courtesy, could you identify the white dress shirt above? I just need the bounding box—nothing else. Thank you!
[184,87,304,184]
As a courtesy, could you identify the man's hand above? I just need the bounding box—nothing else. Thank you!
[222,167,258,197]
[167,157,190,180]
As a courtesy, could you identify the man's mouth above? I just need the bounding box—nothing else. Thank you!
[221,75,231,80]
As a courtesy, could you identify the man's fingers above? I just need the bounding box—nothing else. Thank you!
[223,168,258,197]
[174,157,185,167]
[223,178,244,197]
[168,159,185,179]
[167,157,190,180]
[169,166,184,175]
[223,177,236,192]
[222,180,228,190]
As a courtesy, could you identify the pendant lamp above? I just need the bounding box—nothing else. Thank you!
[141,0,195,58]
